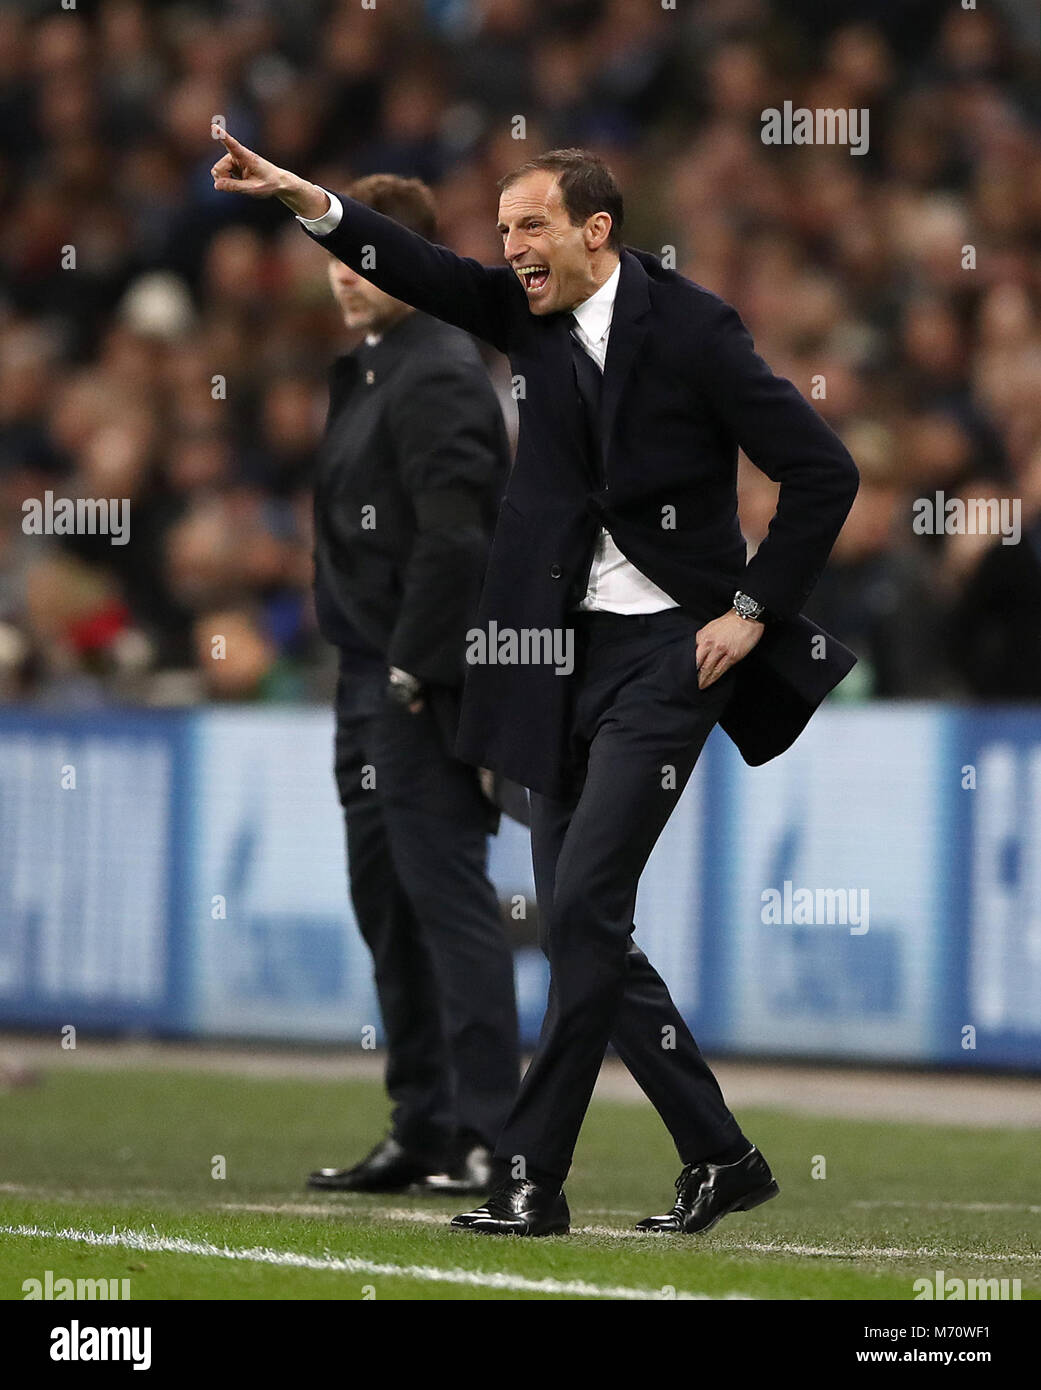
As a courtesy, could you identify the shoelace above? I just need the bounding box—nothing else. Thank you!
[669,1163,715,1218]
[483,1176,520,1208]
[676,1162,707,1192]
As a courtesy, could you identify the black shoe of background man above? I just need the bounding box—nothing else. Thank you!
[412,1141,495,1196]
[450,1176,570,1236]
[306,1135,439,1193]
[635,1146,779,1234]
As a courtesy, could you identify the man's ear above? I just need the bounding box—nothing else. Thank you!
[585,212,612,251]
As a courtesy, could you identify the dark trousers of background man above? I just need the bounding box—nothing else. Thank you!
[492,607,748,1184]
[334,652,520,1166]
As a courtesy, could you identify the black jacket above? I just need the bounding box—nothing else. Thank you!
[313,310,509,688]
[306,202,860,796]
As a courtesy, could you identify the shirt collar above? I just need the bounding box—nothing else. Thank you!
[571,260,621,344]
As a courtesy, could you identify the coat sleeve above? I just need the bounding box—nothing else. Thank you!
[384,356,506,687]
[302,196,516,354]
[694,298,859,619]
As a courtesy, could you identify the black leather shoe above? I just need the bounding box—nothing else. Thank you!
[412,1143,495,1196]
[636,1146,779,1234]
[450,1177,570,1236]
[307,1136,436,1193]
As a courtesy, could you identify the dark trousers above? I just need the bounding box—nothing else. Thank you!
[334,657,520,1163]
[492,608,746,1183]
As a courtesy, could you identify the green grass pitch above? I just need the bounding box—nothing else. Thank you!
[1,1064,1038,1301]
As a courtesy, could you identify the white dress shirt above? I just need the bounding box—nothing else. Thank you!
[301,192,675,613]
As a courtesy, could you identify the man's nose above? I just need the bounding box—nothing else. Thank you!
[503,234,528,263]
[339,267,359,286]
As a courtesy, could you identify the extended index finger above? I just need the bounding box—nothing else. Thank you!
[212,126,246,156]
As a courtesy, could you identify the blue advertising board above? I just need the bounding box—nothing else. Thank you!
[0,704,1039,1070]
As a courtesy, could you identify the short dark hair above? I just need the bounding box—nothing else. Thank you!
[346,174,438,241]
[498,149,624,252]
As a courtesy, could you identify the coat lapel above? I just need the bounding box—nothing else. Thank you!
[535,252,651,489]
[539,311,599,487]
[599,251,651,477]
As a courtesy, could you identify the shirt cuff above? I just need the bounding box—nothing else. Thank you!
[296,189,343,235]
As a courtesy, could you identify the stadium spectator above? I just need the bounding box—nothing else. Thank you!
[2,0,1041,704]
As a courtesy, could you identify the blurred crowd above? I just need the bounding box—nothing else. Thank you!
[2,0,1041,706]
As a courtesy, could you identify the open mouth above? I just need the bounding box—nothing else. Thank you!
[517,264,550,295]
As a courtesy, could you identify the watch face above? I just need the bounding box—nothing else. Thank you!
[735,593,764,619]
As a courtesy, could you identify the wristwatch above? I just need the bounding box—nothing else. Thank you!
[387,667,423,707]
[733,590,768,623]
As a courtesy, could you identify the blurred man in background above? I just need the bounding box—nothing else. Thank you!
[305,174,519,1197]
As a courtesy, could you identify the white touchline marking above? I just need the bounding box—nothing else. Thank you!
[335,1207,458,1226]
[222,1205,662,1241]
[714,1239,1041,1264]
[5,1201,1034,1269]
[0,1224,751,1301]
[216,1206,1041,1261]
[219,1202,361,1218]
[853,1200,1041,1215]
[376,1211,1041,1260]
[576,1226,651,1239]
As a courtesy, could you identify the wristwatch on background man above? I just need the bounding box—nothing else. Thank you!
[733,590,769,623]
[387,666,423,707]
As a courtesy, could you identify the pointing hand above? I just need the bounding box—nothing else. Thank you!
[210,128,331,219]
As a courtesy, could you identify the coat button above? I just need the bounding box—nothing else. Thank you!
[549,564,562,579]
